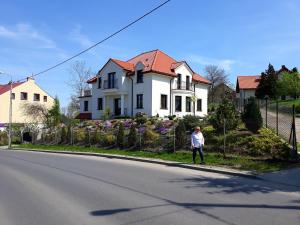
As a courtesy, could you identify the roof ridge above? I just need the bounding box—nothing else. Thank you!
[126,49,159,62]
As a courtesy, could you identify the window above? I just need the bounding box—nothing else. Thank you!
[137,70,143,83]
[108,72,115,88]
[175,96,182,112]
[160,94,167,109]
[21,92,28,100]
[44,96,48,102]
[136,94,143,109]
[177,74,181,89]
[11,93,15,100]
[34,93,40,101]
[84,101,89,111]
[98,77,102,89]
[197,99,202,111]
[186,97,191,112]
[97,98,103,110]
[186,76,190,90]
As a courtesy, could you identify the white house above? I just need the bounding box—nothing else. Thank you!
[77,49,211,119]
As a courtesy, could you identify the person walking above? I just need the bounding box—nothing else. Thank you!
[191,126,205,164]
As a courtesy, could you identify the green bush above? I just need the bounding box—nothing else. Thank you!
[128,124,137,147]
[248,128,290,159]
[74,130,85,143]
[116,123,125,148]
[103,134,116,146]
[242,97,263,133]
[0,131,8,146]
[209,97,239,132]
[175,120,186,149]
[90,129,101,145]
[295,104,300,114]
[135,114,147,125]
[182,115,202,131]
[142,128,159,146]
[61,127,67,143]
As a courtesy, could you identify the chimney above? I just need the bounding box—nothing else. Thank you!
[27,76,35,83]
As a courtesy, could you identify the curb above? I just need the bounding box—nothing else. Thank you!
[5,148,258,179]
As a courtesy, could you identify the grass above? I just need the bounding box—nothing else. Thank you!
[16,143,298,173]
[277,99,300,106]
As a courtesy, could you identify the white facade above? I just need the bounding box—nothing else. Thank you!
[79,60,209,119]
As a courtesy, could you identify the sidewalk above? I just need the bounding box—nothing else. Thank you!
[1,147,258,178]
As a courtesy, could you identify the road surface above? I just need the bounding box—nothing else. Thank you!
[0,150,299,225]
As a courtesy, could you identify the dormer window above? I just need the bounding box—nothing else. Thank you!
[137,70,143,83]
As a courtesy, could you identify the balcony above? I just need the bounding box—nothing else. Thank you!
[80,89,92,97]
[174,81,194,91]
[104,79,118,89]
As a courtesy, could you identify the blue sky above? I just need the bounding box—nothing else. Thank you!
[0,0,299,107]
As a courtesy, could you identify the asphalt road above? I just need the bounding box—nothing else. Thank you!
[0,150,299,225]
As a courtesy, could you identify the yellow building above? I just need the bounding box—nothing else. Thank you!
[0,77,55,124]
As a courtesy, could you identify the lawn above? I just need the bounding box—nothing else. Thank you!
[277,99,300,106]
[16,144,298,173]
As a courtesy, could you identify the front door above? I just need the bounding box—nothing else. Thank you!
[114,98,121,116]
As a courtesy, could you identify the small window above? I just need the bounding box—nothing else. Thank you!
[136,94,143,109]
[34,93,40,101]
[186,97,191,112]
[97,98,103,110]
[137,70,143,83]
[44,96,48,102]
[21,92,28,100]
[197,99,202,111]
[84,101,89,111]
[175,96,182,112]
[11,93,15,100]
[160,94,167,109]
[98,77,102,89]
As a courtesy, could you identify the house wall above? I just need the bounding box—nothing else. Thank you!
[194,83,209,117]
[0,78,55,124]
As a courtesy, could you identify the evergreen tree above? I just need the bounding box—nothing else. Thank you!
[128,124,137,147]
[117,122,125,148]
[242,97,262,132]
[48,97,61,128]
[255,64,278,99]
[175,120,186,149]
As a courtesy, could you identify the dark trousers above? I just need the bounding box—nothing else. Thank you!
[193,145,204,163]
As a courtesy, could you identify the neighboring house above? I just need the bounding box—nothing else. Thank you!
[210,83,235,103]
[0,77,55,124]
[77,49,211,119]
[236,65,298,109]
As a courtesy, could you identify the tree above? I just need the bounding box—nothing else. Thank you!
[117,122,125,148]
[22,102,49,124]
[128,124,137,147]
[242,97,262,133]
[278,70,300,99]
[175,120,186,149]
[48,97,61,128]
[204,65,229,103]
[67,61,93,117]
[256,64,279,99]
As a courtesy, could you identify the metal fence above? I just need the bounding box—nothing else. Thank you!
[257,99,298,152]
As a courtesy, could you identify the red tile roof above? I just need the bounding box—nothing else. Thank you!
[0,82,24,95]
[75,113,92,120]
[236,76,260,90]
[87,49,211,85]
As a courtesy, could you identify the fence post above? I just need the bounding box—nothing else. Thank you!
[276,100,278,135]
[223,117,226,157]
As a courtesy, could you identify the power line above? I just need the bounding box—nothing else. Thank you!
[16,0,171,83]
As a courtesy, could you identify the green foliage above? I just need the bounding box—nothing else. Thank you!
[66,126,71,143]
[90,129,101,145]
[48,97,61,128]
[248,128,290,159]
[142,128,159,145]
[278,71,300,99]
[168,115,176,120]
[209,97,239,132]
[61,127,67,143]
[74,130,85,143]
[0,131,8,146]
[103,134,116,146]
[116,123,125,148]
[135,112,147,125]
[128,124,137,147]
[295,104,300,114]
[182,115,202,131]
[103,107,111,120]
[255,64,279,99]
[242,97,263,133]
[175,120,186,149]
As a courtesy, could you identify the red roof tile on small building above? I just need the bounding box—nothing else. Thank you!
[0,82,24,95]
[236,76,260,90]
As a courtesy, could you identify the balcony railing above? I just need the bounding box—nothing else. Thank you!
[104,79,118,89]
[175,81,193,91]
[81,89,92,97]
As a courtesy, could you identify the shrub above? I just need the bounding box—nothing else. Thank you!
[295,104,300,114]
[142,128,159,146]
[74,130,85,143]
[128,124,137,147]
[0,131,8,146]
[103,134,116,146]
[66,126,71,143]
[135,112,147,125]
[90,129,101,145]
[182,115,202,131]
[209,97,239,132]
[116,123,125,148]
[168,115,176,120]
[248,128,290,159]
[242,97,263,133]
[175,120,186,149]
[61,127,67,143]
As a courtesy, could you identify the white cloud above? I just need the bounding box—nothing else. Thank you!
[0,23,56,49]
[70,24,93,48]
[187,54,237,71]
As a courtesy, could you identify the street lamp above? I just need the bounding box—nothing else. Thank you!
[0,71,13,149]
